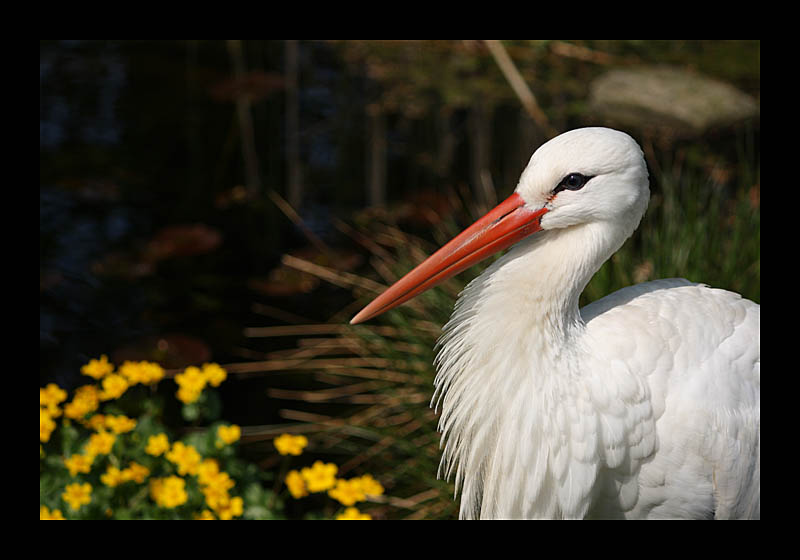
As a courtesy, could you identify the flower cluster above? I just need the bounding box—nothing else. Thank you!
[63,385,101,421]
[41,355,389,520]
[336,507,372,520]
[150,475,188,508]
[40,505,66,520]
[154,432,244,517]
[274,433,384,520]
[167,441,203,476]
[62,482,92,511]
[174,363,227,404]
[80,355,114,379]
[196,458,243,519]
[145,433,170,456]
[273,433,307,456]
[101,462,149,487]
[217,424,241,447]
[39,356,254,520]
[40,384,67,417]
[41,407,57,443]
[75,355,167,403]
[117,360,166,385]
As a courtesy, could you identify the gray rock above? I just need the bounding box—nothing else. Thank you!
[588,66,759,137]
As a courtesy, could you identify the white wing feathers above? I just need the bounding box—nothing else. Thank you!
[435,278,759,519]
[581,280,760,518]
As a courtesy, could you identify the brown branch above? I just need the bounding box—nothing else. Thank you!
[483,40,557,138]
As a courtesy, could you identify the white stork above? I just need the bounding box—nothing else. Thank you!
[351,127,759,519]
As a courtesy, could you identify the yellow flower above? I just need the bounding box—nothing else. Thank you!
[63,453,94,477]
[121,461,150,484]
[285,469,308,499]
[40,408,57,443]
[199,469,235,513]
[352,474,384,497]
[41,383,68,405]
[81,355,114,380]
[217,424,241,446]
[196,458,221,485]
[176,366,207,391]
[199,468,236,514]
[118,361,143,384]
[201,484,232,512]
[145,433,170,456]
[85,430,116,459]
[202,362,227,387]
[215,496,243,520]
[63,385,101,420]
[205,470,235,493]
[300,461,338,493]
[85,414,107,431]
[101,465,125,487]
[336,507,372,520]
[274,433,308,456]
[328,478,366,506]
[40,383,67,416]
[195,509,216,520]
[104,414,137,434]
[119,360,165,385]
[62,482,92,510]
[99,374,128,400]
[142,361,165,384]
[176,385,202,404]
[166,441,202,476]
[150,476,188,508]
[196,463,240,517]
[103,461,150,487]
[40,505,66,520]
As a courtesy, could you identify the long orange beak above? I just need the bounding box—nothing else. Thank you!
[350,192,548,324]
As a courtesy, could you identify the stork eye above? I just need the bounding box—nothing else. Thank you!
[554,173,593,194]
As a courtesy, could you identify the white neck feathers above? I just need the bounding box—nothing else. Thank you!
[431,222,629,519]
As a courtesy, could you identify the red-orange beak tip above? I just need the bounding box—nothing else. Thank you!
[349,310,369,325]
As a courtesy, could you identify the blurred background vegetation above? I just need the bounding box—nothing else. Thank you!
[40,40,759,519]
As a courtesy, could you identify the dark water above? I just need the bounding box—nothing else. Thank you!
[39,41,467,390]
[40,42,344,398]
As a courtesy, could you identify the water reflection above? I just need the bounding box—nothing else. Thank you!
[40,40,126,149]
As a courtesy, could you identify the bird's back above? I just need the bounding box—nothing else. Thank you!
[580,279,760,519]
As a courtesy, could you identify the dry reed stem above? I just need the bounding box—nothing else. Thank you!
[367,487,442,510]
[268,380,385,402]
[548,40,619,65]
[251,302,313,324]
[483,39,557,137]
[217,357,414,374]
[338,417,424,473]
[267,189,332,256]
[333,217,395,262]
[369,255,401,285]
[237,422,329,441]
[267,387,427,406]
[281,254,385,294]
[278,409,336,424]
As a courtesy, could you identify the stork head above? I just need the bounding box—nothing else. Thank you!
[517,127,649,234]
[351,127,650,324]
